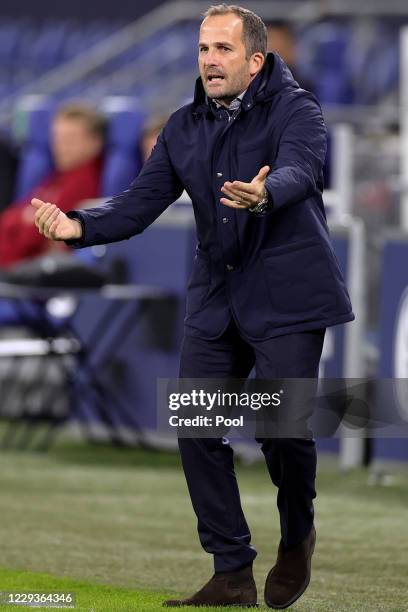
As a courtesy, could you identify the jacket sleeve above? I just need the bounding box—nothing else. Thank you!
[264,94,327,213]
[66,128,184,248]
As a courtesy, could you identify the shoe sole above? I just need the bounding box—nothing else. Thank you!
[264,574,310,610]
[264,532,316,610]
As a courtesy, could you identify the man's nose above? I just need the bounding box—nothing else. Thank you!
[203,50,219,66]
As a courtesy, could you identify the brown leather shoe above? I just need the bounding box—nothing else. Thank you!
[264,525,316,609]
[163,565,257,607]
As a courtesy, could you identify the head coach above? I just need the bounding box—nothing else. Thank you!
[32,4,354,608]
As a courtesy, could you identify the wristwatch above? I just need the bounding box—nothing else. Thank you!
[248,188,271,214]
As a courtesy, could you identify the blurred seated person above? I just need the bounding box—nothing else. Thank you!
[267,21,315,94]
[140,115,168,162]
[267,21,324,184]
[0,102,106,269]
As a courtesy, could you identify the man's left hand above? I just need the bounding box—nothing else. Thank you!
[220,165,270,210]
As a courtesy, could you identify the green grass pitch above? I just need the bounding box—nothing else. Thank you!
[0,439,407,611]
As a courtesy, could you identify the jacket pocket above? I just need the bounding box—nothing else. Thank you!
[261,238,337,317]
[186,249,211,315]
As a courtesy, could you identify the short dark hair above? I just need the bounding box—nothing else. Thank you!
[55,101,107,139]
[203,4,267,59]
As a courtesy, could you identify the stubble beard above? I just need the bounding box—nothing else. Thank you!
[202,65,250,104]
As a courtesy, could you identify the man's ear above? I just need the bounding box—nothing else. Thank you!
[249,52,265,77]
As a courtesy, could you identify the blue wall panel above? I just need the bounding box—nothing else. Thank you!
[375,236,408,462]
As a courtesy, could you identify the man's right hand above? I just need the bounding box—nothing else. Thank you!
[31,198,83,241]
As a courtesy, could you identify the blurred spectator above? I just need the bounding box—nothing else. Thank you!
[267,21,315,93]
[140,115,168,162]
[0,102,106,268]
[0,134,18,213]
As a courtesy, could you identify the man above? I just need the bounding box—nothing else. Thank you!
[267,20,315,94]
[0,102,105,268]
[32,5,354,609]
[140,115,169,162]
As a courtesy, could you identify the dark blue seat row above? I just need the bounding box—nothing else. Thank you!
[0,18,401,124]
[0,19,125,63]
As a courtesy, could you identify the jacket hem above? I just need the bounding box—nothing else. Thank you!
[184,311,355,342]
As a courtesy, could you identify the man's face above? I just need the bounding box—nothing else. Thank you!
[51,116,103,172]
[198,14,259,104]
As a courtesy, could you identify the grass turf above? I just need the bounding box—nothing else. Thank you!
[0,567,172,611]
[0,439,407,611]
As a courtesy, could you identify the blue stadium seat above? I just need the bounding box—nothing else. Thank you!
[29,21,71,72]
[101,105,145,197]
[313,27,354,105]
[14,105,54,200]
[0,19,24,62]
[352,24,399,104]
[316,72,354,105]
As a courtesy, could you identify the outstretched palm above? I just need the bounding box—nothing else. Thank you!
[220,165,270,209]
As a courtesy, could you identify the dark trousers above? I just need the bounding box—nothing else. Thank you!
[178,321,325,572]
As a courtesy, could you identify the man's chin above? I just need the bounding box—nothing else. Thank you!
[204,83,229,99]
[205,90,225,100]
[205,91,232,101]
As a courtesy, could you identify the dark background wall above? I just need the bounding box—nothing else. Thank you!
[0,0,167,21]
[0,0,294,22]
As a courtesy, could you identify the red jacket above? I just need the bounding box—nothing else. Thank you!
[0,157,101,268]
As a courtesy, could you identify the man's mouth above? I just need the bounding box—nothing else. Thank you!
[207,75,225,83]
